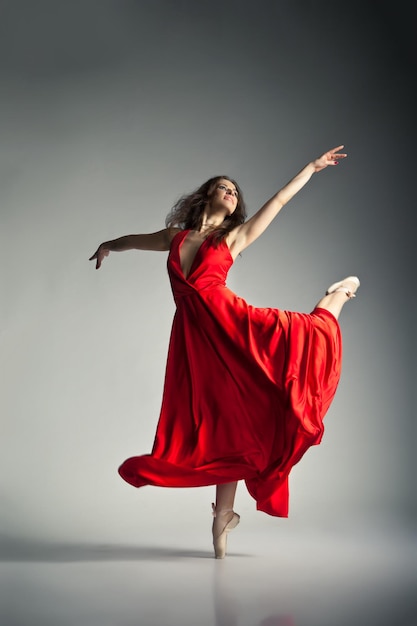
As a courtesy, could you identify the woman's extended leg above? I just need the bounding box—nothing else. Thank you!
[315,276,360,319]
[212,481,239,559]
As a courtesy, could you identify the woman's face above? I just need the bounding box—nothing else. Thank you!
[208,178,239,214]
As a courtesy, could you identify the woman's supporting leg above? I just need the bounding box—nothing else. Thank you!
[214,481,238,513]
[212,481,239,559]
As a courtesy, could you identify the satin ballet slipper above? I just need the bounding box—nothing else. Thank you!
[212,503,240,559]
[326,276,360,299]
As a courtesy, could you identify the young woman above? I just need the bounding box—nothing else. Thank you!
[90,146,359,558]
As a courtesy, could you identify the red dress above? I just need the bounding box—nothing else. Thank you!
[119,230,342,517]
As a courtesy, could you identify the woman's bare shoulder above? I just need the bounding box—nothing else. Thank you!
[166,226,183,244]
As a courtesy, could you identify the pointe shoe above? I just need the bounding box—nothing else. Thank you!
[326,276,360,299]
[212,503,240,559]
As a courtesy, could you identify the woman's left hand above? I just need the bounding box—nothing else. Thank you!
[312,145,347,172]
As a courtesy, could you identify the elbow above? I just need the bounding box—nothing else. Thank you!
[274,193,287,208]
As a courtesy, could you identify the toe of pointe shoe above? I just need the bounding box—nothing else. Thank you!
[326,275,360,296]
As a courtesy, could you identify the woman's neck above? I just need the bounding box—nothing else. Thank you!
[200,211,226,232]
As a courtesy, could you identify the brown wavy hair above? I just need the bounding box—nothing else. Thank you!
[165,176,247,243]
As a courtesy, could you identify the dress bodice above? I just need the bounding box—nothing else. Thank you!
[168,230,233,301]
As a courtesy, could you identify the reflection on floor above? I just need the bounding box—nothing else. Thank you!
[1,526,416,626]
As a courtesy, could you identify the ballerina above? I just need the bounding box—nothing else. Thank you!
[90,146,359,558]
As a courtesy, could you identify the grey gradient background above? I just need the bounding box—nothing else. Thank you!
[1,1,415,625]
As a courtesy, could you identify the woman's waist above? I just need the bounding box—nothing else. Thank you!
[172,281,229,300]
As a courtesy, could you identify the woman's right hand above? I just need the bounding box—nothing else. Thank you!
[89,244,110,269]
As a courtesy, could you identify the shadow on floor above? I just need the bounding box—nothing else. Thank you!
[0,533,252,562]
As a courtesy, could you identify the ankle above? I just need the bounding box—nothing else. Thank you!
[212,503,234,517]
[333,286,356,299]
[326,276,360,299]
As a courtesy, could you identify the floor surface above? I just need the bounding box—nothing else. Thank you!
[1,525,416,626]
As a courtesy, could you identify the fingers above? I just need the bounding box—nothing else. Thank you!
[89,250,102,269]
[326,146,347,166]
[320,146,347,159]
[89,245,109,269]
[89,252,100,268]
[89,246,100,261]
[329,145,347,160]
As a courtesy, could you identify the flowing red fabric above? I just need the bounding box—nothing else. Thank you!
[119,230,342,516]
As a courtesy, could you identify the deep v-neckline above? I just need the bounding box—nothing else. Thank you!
[178,230,211,280]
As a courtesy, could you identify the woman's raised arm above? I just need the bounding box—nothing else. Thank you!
[89,228,179,269]
[228,146,347,256]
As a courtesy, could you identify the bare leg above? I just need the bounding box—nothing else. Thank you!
[315,290,352,320]
[315,277,360,320]
[214,481,238,514]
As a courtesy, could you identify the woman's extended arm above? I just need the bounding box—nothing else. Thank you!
[89,228,179,269]
[228,145,347,256]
